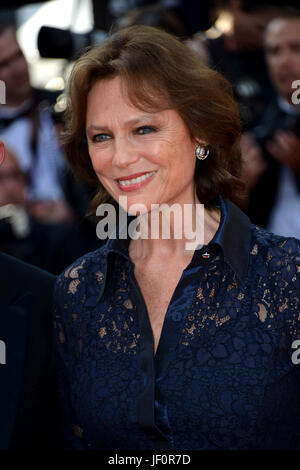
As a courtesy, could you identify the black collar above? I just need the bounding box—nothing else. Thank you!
[218,197,251,284]
[97,196,251,301]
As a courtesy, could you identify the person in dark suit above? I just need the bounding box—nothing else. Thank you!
[0,141,59,449]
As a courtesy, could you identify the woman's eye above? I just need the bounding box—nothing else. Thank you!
[92,134,111,143]
[136,126,156,135]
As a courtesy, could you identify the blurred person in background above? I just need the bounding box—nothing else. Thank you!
[243,9,300,238]
[0,145,101,274]
[0,11,102,270]
[186,0,290,130]
[0,147,26,207]
[115,3,187,37]
[0,12,74,224]
[99,0,212,37]
[0,140,60,450]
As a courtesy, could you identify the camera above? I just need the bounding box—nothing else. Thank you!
[253,111,300,155]
[37,26,108,60]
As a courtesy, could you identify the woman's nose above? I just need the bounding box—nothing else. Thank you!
[111,136,140,168]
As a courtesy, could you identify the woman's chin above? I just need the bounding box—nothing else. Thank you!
[126,203,151,217]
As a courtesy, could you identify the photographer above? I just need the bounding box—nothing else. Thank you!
[0,14,74,225]
[243,9,300,237]
[186,0,285,130]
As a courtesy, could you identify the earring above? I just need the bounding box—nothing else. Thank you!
[195,144,209,160]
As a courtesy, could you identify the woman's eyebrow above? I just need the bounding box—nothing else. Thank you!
[86,114,160,132]
[124,114,159,126]
[86,124,110,132]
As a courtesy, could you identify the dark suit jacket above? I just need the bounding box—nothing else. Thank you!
[0,252,59,449]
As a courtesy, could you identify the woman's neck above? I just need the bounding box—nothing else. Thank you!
[128,199,221,263]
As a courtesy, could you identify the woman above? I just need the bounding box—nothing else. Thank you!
[53,25,300,450]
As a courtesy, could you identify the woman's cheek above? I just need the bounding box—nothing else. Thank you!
[90,149,110,174]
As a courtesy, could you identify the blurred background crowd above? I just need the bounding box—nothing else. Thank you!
[0,0,300,274]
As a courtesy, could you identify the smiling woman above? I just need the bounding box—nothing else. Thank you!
[85,77,199,215]
[53,25,300,451]
[62,24,244,215]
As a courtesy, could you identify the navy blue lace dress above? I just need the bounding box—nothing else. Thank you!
[53,197,300,450]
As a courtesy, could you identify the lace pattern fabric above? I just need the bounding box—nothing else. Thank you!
[53,200,300,450]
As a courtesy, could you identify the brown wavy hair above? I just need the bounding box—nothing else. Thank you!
[62,25,245,215]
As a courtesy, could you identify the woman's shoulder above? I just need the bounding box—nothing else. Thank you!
[248,226,300,343]
[55,244,108,294]
[251,224,300,254]
[249,224,300,290]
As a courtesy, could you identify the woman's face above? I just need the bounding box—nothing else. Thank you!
[86,76,198,214]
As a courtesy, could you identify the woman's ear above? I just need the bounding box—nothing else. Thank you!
[0,141,4,166]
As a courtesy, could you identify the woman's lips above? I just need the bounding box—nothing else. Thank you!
[116,171,156,191]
